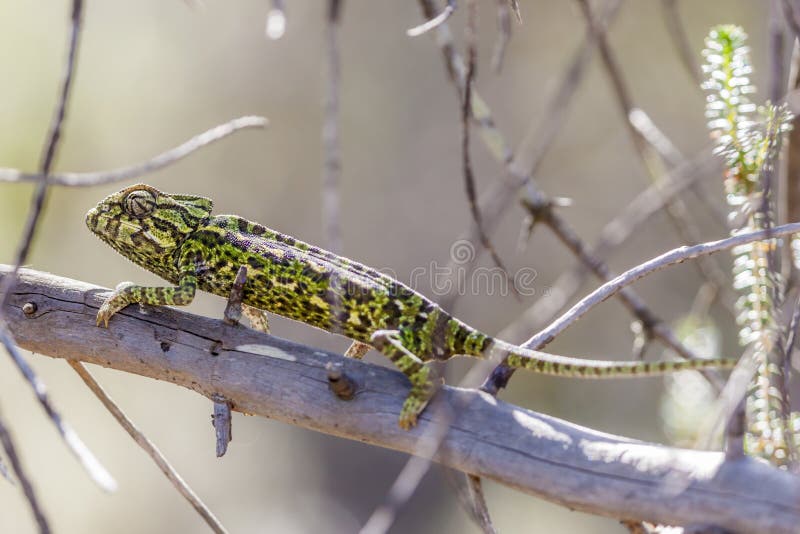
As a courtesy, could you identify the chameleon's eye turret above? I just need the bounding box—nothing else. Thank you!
[124,189,157,217]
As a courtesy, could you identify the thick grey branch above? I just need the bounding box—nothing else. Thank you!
[2,266,800,533]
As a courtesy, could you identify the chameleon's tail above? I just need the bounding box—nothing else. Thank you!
[448,320,737,377]
[491,338,737,377]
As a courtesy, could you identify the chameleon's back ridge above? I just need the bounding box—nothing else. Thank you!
[87,184,737,429]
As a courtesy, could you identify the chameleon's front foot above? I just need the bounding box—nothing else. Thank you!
[96,282,138,327]
[398,395,430,430]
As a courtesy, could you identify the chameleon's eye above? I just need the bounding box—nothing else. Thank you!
[124,190,157,217]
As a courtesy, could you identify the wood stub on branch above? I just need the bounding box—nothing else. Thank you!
[2,265,800,533]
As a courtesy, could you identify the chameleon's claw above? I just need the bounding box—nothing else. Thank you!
[96,304,114,328]
[398,394,429,430]
[96,282,136,328]
[398,412,418,431]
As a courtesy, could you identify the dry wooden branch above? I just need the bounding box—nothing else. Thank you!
[2,266,800,532]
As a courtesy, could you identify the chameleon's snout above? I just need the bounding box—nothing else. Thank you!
[85,203,111,234]
[84,206,99,231]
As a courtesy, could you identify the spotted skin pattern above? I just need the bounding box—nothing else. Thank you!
[87,184,738,429]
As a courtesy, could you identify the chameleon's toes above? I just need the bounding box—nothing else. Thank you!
[398,412,418,431]
[398,396,428,430]
[96,309,111,328]
[96,300,120,328]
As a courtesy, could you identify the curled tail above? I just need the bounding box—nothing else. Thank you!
[447,320,737,377]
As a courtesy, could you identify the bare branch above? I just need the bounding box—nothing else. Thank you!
[67,361,228,534]
[4,266,800,533]
[415,0,698,368]
[532,222,800,350]
[577,0,731,310]
[483,196,724,395]
[458,0,517,294]
[498,151,723,343]
[0,116,268,187]
[660,0,701,84]
[0,0,115,493]
[771,0,788,103]
[0,327,116,491]
[490,0,511,74]
[0,0,84,304]
[407,0,455,37]
[463,475,497,534]
[4,269,800,533]
[0,415,50,534]
[782,0,800,43]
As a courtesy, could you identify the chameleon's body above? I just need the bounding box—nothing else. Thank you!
[87,184,736,429]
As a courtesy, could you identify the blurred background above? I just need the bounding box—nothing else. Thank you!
[0,1,776,532]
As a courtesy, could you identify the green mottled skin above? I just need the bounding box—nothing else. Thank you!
[87,184,737,429]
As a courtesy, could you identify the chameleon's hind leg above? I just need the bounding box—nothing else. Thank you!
[242,304,270,334]
[371,329,438,430]
[343,341,372,359]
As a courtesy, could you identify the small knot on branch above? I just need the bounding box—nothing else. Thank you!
[326,362,356,400]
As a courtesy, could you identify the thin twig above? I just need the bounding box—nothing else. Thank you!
[660,0,701,84]
[0,453,12,483]
[576,0,730,310]
[0,0,84,308]
[785,291,800,387]
[0,0,115,493]
[783,291,800,470]
[363,172,773,532]
[460,0,517,295]
[629,109,729,225]
[416,0,708,402]
[0,415,50,534]
[361,358,495,534]
[0,116,268,186]
[488,191,724,388]
[0,327,116,491]
[438,470,498,534]
[417,0,513,163]
[436,0,623,313]
[531,222,800,350]
[690,346,758,462]
[441,8,501,527]
[787,42,800,282]
[67,361,228,534]
[625,111,735,305]
[490,0,511,74]
[499,151,724,344]
[464,475,497,534]
[322,0,343,253]
[508,0,521,23]
[407,0,455,37]
[771,0,788,103]
[782,0,800,43]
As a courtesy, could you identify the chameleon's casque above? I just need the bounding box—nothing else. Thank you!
[87,184,737,429]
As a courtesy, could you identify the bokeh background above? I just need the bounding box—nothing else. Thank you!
[0,1,775,533]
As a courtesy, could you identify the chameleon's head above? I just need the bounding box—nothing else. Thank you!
[86,184,213,272]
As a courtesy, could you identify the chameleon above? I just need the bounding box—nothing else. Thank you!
[86,184,737,429]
